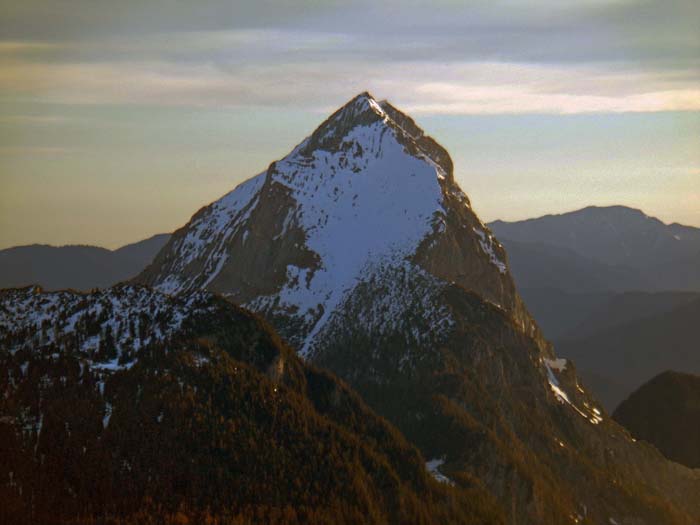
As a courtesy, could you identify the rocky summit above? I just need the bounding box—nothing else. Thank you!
[135,93,700,524]
[138,92,546,357]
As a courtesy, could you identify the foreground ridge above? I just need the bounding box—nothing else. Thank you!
[0,285,505,524]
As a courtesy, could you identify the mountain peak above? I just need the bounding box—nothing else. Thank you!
[300,92,388,154]
[299,92,454,180]
[327,91,386,125]
[341,91,384,117]
[138,94,546,356]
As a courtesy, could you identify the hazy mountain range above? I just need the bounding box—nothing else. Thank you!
[2,93,699,524]
[488,205,700,291]
[0,234,170,291]
[557,296,700,410]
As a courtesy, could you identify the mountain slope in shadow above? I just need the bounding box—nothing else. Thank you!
[614,371,700,469]
[0,234,170,291]
[557,298,700,411]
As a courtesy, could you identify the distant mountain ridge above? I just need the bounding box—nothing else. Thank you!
[497,239,650,294]
[489,205,700,267]
[487,206,700,414]
[517,287,700,419]
[519,288,700,341]
[0,233,170,291]
[486,207,700,415]
[488,205,700,292]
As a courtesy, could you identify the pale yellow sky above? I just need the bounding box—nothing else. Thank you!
[1,103,698,249]
[1,0,698,248]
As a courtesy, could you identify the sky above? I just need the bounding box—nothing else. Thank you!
[1,0,698,249]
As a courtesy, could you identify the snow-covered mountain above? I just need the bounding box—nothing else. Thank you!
[139,92,545,356]
[136,93,700,523]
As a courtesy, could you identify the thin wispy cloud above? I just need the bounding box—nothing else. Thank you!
[0,0,698,114]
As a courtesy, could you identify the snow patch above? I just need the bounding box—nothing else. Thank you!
[473,228,507,273]
[545,357,567,372]
[426,458,453,485]
[0,286,215,372]
[103,403,112,429]
[303,261,456,366]
[544,360,602,425]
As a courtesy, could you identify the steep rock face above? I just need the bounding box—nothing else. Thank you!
[136,93,700,523]
[0,286,502,524]
[138,92,547,355]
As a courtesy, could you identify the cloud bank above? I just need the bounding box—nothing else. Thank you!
[1,0,698,114]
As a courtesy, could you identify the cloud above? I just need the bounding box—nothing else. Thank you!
[0,1,697,114]
[1,52,697,115]
[0,1,344,40]
[0,146,79,156]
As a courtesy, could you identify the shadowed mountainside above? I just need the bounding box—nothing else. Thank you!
[614,371,700,469]
[489,206,700,293]
[0,234,170,292]
[557,298,700,411]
